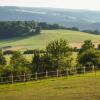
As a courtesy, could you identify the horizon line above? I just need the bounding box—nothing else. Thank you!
[0,5,100,12]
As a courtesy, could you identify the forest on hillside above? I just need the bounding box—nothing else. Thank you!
[0,21,100,39]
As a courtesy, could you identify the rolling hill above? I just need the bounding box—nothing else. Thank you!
[1,6,100,31]
[0,29,100,50]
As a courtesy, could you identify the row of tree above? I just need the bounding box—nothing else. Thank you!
[0,39,100,77]
[82,30,100,35]
[38,22,100,35]
[0,21,41,38]
[0,21,100,39]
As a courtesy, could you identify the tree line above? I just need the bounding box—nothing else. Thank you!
[0,21,41,38]
[0,21,99,39]
[38,22,100,35]
[0,39,100,78]
[0,21,80,39]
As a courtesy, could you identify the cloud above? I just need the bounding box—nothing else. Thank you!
[0,0,100,11]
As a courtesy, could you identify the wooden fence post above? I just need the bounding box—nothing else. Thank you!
[66,68,68,76]
[24,73,26,82]
[92,65,95,72]
[11,74,14,84]
[83,66,86,74]
[57,70,59,77]
[75,67,77,74]
[46,70,48,78]
[94,66,97,77]
[35,72,38,80]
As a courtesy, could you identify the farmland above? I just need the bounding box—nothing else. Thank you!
[0,29,100,100]
[0,29,100,50]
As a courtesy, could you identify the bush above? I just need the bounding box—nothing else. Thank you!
[3,50,15,55]
[24,50,34,54]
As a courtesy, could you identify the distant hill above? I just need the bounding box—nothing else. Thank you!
[1,6,100,31]
[0,30,100,50]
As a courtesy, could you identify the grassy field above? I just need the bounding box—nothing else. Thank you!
[0,72,100,100]
[0,30,100,50]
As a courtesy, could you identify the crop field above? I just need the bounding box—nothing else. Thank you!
[0,72,100,100]
[0,30,100,50]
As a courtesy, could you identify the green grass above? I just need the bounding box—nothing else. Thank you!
[0,29,100,50]
[0,72,100,100]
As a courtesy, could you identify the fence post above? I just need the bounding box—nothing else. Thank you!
[11,74,14,84]
[94,66,97,77]
[46,70,48,78]
[66,68,68,76]
[92,65,95,72]
[24,73,26,82]
[75,67,77,74]
[35,72,38,80]
[57,70,59,77]
[83,66,86,74]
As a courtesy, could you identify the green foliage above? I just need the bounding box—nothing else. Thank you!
[2,65,13,76]
[0,51,6,65]
[79,40,94,54]
[35,26,41,34]
[10,51,31,74]
[82,30,100,35]
[46,39,76,71]
[31,39,76,72]
[46,39,72,58]
[98,44,100,50]
[79,49,95,66]
[0,21,40,38]
[32,53,53,72]
[78,49,100,68]
[32,51,41,72]
[93,50,100,66]
[0,51,7,75]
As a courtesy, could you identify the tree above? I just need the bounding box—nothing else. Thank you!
[93,50,100,67]
[39,53,53,71]
[46,39,74,71]
[79,49,95,66]
[46,39,72,58]
[79,40,94,54]
[35,26,41,34]
[78,49,100,70]
[32,50,41,72]
[0,50,6,76]
[98,44,100,50]
[0,50,6,65]
[38,22,48,29]
[10,51,31,75]
[71,27,79,31]
[0,21,38,38]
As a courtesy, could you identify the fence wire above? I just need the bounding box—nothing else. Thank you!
[0,66,100,84]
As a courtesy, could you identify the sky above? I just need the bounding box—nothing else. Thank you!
[0,0,100,11]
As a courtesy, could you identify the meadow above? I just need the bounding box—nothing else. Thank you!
[0,29,100,50]
[0,72,100,100]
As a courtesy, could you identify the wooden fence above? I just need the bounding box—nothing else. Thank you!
[0,66,99,84]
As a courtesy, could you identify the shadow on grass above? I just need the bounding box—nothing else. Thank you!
[0,33,40,47]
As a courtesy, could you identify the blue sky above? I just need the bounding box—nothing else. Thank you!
[0,0,100,11]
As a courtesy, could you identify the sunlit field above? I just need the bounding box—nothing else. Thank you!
[0,30,100,50]
[0,72,100,100]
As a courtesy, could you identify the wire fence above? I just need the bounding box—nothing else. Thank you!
[0,66,100,84]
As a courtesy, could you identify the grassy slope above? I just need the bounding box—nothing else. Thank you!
[0,29,100,50]
[0,72,100,100]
